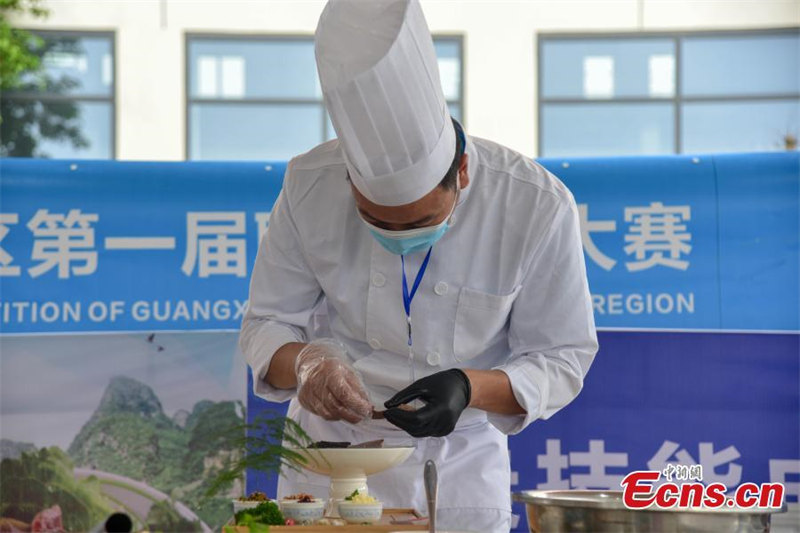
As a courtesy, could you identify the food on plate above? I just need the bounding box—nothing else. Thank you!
[344,489,378,503]
[372,404,416,419]
[233,491,271,513]
[349,439,384,448]
[308,438,385,448]
[338,492,383,525]
[238,490,269,501]
[282,492,316,503]
[234,501,284,526]
[308,440,350,448]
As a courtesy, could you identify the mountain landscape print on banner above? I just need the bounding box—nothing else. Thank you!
[0,332,247,532]
[2,376,243,532]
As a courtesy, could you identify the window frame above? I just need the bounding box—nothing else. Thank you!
[184,32,465,161]
[537,27,800,156]
[3,29,117,159]
[432,33,466,126]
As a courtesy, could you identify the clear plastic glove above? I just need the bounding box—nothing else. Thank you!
[295,338,373,424]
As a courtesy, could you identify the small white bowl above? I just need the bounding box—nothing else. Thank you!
[279,499,325,524]
[232,499,268,514]
[338,501,383,524]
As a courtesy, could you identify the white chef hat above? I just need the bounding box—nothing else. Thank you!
[315,0,456,207]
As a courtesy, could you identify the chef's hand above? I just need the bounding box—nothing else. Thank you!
[383,369,472,437]
[295,339,372,424]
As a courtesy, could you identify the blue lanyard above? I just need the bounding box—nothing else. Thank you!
[401,247,433,346]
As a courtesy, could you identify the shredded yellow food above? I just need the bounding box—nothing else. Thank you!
[345,490,377,503]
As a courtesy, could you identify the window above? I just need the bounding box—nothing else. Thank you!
[434,38,464,122]
[538,29,800,157]
[186,35,463,161]
[680,33,799,154]
[1,31,115,159]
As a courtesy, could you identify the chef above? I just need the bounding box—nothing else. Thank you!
[240,0,598,531]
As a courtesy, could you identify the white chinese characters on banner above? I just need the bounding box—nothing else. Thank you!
[1,209,275,279]
[536,439,629,490]
[569,440,629,489]
[698,442,743,486]
[770,460,799,507]
[27,209,99,279]
[255,212,271,244]
[647,440,696,474]
[577,202,692,272]
[578,204,616,271]
[0,213,20,276]
[624,202,692,272]
[537,439,749,491]
[182,212,247,278]
[3,203,694,279]
[536,439,570,489]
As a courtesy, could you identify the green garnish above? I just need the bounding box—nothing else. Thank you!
[234,501,284,526]
[345,489,361,501]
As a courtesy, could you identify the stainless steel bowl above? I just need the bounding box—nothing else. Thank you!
[513,490,787,533]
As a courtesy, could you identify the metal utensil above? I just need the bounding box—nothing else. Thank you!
[424,460,437,533]
[513,490,787,533]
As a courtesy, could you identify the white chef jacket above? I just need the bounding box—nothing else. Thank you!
[240,134,598,532]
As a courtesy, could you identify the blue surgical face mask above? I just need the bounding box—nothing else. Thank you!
[360,190,460,255]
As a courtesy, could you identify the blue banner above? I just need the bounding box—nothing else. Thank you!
[505,330,799,528]
[714,155,800,330]
[549,153,799,331]
[2,153,798,531]
[2,154,796,334]
[1,160,285,333]
[554,155,720,329]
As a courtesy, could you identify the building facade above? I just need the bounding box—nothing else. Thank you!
[5,0,799,161]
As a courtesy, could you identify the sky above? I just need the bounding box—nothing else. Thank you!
[0,331,247,450]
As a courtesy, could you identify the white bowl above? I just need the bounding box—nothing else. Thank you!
[338,501,383,524]
[298,447,414,478]
[279,499,325,524]
[296,447,416,501]
[232,499,268,514]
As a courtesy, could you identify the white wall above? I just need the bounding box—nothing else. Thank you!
[11,0,800,160]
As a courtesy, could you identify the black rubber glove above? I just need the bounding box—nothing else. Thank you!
[383,369,472,438]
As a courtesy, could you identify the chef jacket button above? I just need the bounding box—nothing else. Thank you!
[434,281,448,296]
[426,351,441,366]
[368,338,382,350]
[372,273,386,287]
